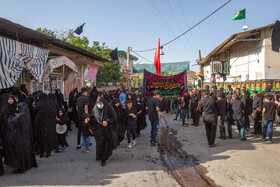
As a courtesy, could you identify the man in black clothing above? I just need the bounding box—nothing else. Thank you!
[76,87,89,149]
[252,91,262,111]
[190,89,200,126]
[158,96,169,127]
[265,81,273,93]
[217,91,227,140]
[262,95,277,142]
[226,88,233,104]
[183,90,190,120]
[240,89,251,130]
[230,94,246,141]
[147,90,160,146]
[199,90,218,147]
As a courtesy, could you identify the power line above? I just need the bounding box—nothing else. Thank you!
[149,0,176,37]
[149,0,193,57]
[177,0,199,49]
[130,50,153,63]
[133,0,232,53]
[166,0,196,58]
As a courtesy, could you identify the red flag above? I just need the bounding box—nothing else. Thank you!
[154,38,161,76]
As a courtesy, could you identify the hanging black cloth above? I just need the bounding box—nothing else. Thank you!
[4,102,37,173]
[92,97,118,162]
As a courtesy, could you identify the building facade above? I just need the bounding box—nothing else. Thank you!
[200,23,280,92]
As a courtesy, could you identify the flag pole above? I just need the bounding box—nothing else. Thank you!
[62,31,74,42]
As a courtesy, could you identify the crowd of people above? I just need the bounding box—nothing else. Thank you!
[171,82,279,148]
[0,85,151,175]
[0,81,279,176]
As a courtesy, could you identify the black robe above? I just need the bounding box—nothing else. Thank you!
[111,99,127,142]
[34,93,57,155]
[4,102,37,172]
[136,101,147,132]
[69,89,78,124]
[92,97,118,161]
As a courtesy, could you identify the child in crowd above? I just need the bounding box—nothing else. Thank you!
[56,108,69,152]
[81,114,93,152]
[125,100,137,148]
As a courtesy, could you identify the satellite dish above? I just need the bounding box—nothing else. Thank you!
[242,25,248,30]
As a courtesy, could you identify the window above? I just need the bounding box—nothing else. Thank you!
[211,61,222,74]
[223,61,230,75]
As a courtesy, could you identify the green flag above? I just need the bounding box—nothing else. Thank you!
[232,9,246,20]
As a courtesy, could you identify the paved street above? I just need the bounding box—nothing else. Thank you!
[168,114,280,187]
[0,122,178,186]
[2,113,280,187]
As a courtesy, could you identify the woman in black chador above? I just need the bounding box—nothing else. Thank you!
[92,97,118,167]
[34,93,57,158]
[4,101,37,174]
[55,89,64,108]
[135,96,147,136]
[111,99,127,142]
[69,88,78,125]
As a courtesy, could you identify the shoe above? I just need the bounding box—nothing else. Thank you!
[101,160,106,167]
[173,118,177,120]
[195,124,199,127]
[183,124,188,127]
[228,136,233,139]
[132,140,136,146]
[89,143,92,146]
[81,147,85,152]
[39,153,44,158]
[268,139,272,143]
[209,144,216,148]
[76,146,81,150]
[191,123,195,126]
[151,142,156,147]
[241,138,247,141]
[217,136,222,140]
[63,146,69,152]
[50,151,55,155]
[127,143,132,148]
[262,138,266,142]
[46,153,51,158]
[59,147,64,152]
[86,150,89,153]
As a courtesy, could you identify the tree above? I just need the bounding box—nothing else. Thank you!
[36,28,121,86]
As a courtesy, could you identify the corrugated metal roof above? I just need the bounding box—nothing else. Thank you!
[133,61,190,73]
[118,50,138,60]
[200,24,274,65]
[0,17,107,63]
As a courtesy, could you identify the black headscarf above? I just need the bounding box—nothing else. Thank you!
[5,95,17,118]
[93,97,116,125]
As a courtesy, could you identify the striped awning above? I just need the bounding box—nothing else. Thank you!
[41,56,79,83]
[0,36,49,89]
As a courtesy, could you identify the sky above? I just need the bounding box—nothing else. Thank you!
[1,0,280,72]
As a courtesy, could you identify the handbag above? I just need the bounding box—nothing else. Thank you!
[56,124,67,134]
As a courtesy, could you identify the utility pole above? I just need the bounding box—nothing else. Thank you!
[199,50,203,89]
[127,47,130,90]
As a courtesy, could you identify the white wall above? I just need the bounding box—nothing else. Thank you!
[229,40,264,81]
[264,38,280,79]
